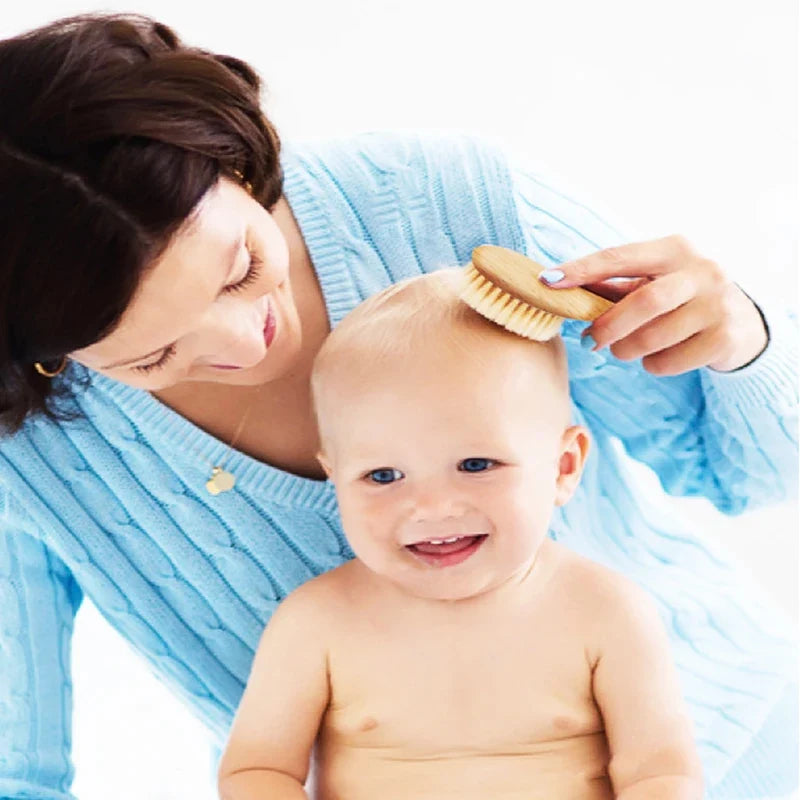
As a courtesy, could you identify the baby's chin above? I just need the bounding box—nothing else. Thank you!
[383,571,508,603]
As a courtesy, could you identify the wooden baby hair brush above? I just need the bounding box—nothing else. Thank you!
[461,245,614,341]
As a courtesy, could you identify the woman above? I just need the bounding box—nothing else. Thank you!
[0,13,795,799]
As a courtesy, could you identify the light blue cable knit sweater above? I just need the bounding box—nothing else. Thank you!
[0,134,797,799]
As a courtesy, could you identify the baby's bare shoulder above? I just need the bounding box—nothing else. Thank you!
[275,558,371,623]
[548,542,653,614]
[281,557,354,602]
[255,560,371,660]
[544,546,664,668]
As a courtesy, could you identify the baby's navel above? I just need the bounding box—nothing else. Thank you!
[359,716,378,732]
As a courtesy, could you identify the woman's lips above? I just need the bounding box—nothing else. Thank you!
[211,299,276,369]
[263,297,276,348]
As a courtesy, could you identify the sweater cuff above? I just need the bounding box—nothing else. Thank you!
[700,303,798,410]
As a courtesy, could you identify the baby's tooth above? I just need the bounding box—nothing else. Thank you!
[424,536,463,545]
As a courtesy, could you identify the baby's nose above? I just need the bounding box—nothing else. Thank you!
[407,485,467,525]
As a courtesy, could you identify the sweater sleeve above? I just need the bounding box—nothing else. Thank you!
[507,160,799,514]
[0,492,82,800]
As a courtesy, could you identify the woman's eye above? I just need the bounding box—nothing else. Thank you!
[365,468,404,484]
[132,344,177,374]
[224,251,262,294]
[458,458,496,473]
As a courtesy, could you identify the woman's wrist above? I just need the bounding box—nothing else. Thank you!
[707,287,770,373]
[700,303,798,410]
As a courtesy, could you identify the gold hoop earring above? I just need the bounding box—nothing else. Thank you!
[34,357,67,378]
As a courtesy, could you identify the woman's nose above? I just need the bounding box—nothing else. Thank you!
[198,298,268,368]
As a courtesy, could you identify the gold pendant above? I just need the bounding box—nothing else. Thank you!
[206,466,236,495]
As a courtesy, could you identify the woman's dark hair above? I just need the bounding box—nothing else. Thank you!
[0,13,282,432]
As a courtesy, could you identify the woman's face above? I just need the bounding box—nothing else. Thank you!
[70,177,302,391]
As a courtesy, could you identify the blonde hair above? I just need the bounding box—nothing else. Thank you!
[311,268,568,424]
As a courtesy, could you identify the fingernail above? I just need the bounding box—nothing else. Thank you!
[581,333,597,350]
[539,269,565,285]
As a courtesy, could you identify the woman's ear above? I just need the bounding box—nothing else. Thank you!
[554,425,591,506]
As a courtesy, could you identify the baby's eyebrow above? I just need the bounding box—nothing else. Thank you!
[99,233,244,370]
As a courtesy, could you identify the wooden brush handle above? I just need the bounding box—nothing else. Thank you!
[472,245,614,321]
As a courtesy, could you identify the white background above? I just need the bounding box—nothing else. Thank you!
[2,2,797,798]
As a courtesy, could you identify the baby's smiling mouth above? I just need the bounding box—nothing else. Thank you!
[405,534,488,567]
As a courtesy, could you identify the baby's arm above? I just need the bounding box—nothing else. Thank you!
[590,575,703,799]
[218,583,330,800]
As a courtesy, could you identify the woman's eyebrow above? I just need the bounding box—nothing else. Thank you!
[99,234,243,370]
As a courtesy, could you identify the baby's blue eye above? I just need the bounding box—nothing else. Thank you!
[366,468,404,484]
[458,458,495,473]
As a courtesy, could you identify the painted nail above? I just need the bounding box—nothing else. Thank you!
[581,333,597,350]
[539,269,565,285]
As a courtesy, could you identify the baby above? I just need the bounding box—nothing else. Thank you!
[218,270,703,800]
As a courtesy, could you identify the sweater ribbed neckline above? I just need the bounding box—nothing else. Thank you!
[83,152,360,511]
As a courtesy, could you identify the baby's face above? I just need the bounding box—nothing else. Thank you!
[318,339,578,601]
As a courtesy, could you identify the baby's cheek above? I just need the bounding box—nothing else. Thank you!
[526,465,561,499]
[345,495,389,530]
[339,498,393,552]
[506,485,557,528]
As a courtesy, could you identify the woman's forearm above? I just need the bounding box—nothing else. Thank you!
[218,768,309,800]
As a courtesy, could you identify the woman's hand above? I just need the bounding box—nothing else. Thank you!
[539,235,768,375]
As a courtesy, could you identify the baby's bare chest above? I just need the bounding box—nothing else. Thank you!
[322,613,601,753]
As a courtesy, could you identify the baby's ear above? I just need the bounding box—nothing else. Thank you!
[554,425,591,506]
[316,452,333,478]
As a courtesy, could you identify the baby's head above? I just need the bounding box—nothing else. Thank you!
[312,269,590,601]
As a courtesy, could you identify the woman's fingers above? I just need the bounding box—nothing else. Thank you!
[640,325,730,376]
[588,277,766,373]
[585,270,705,351]
[581,277,650,303]
[605,299,711,363]
[540,235,696,288]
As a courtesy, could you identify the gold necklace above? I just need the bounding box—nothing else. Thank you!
[204,386,264,496]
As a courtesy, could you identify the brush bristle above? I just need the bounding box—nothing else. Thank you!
[460,264,565,341]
